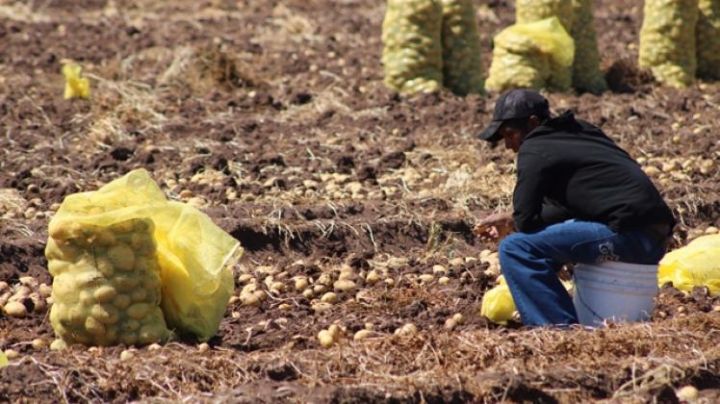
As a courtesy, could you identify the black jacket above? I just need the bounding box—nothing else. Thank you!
[513,111,675,234]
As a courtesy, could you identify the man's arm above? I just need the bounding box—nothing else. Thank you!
[513,150,552,233]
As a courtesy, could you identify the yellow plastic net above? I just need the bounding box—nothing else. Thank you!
[47,169,241,344]
[486,17,574,92]
[440,0,484,95]
[659,235,720,295]
[516,0,574,32]
[47,218,169,346]
[569,0,606,93]
[697,0,720,80]
[382,0,443,94]
[480,276,517,325]
[62,62,90,99]
[639,0,698,88]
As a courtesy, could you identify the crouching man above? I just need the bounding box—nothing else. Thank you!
[475,89,675,326]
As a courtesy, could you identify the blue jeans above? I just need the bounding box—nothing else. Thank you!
[498,220,667,327]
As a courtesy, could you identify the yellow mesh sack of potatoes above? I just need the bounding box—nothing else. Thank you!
[440,0,484,95]
[47,218,169,346]
[515,0,574,32]
[639,0,698,88]
[47,169,241,343]
[486,17,574,92]
[570,0,606,93]
[382,0,443,94]
[659,235,720,295]
[697,0,720,80]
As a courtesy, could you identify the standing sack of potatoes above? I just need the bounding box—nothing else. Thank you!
[639,0,698,88]
[382,0,443,94]
[47,169,241,345]
[697,0,720,80]
[485,17,574,92]
[47,218,170,346]
[569,0,606,93]
[440,0,484,95]
[515,0,605,93]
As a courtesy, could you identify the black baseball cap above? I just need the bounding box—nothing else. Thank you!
[477,89,550,142]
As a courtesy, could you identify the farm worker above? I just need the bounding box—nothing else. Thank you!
[474,89,675,326]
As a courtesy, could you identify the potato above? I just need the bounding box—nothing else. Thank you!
[333,280,356,292]
[93,285,118,303]
[318,329,335,348]
[95,256,115,277]
[50,339,68,351]
[90,304,119,324]
[79,290,95,306]
[138,323,166,345]
[3,301,27,318]
[85,316,106,337]
[321,292,338,304]
[109,220,135,234]
[113,275,140,292]
[52,274,78,301]
[130,233,155,256]
[130,288,148,303]
[95,229,117,246]
[48,260,71,277]
[120,334,138,346]
[107,243,136,271]
[121,319,141,332]
[113,294,131,310]
[127,303,150,320]
[294,277,309,291]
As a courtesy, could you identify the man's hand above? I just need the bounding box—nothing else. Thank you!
[473,211,514,241]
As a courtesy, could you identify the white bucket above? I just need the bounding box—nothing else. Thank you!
[572,261,658,326]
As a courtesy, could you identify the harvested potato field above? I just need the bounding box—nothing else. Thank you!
[1,0,720,402]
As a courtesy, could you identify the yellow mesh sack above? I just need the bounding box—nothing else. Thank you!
[516,0,574,32]
[382,0,443,94]
[47,218,169,346]
[659,235,720,295]
[486,17,574,92]
[440,0,484,95]
[480,276,517,325]
[697,0,720,80]
[48,169,241,342]
[570,0,606,93]
[639,0,698,88]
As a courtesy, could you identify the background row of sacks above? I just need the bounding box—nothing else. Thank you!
[482,233,720,325]
[384,0,720,95]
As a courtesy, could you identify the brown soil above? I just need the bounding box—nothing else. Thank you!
[2,0,720,402]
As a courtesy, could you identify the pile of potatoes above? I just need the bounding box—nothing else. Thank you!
[46,218,170,346]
